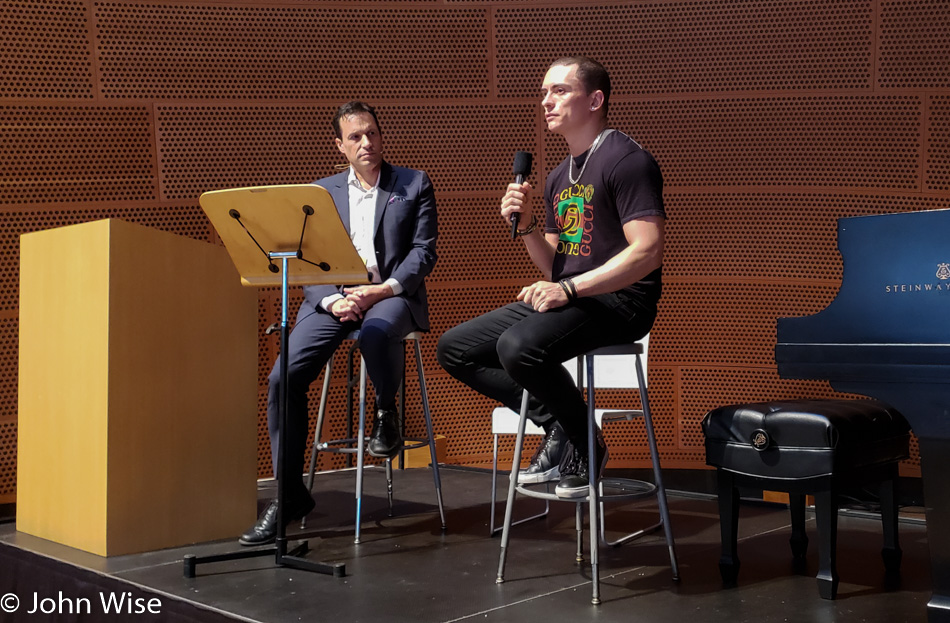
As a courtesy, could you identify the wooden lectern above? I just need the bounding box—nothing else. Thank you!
[17,218,259,556]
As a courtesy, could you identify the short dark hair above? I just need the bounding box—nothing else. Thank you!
[548,56,611,117]
[332,101,382,139]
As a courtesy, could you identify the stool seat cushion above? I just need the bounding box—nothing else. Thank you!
[702,399,910,480]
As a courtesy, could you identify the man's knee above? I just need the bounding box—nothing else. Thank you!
[496,329,538,375]
[268,356,319,393]
[358,321,403,365]
[436,324,465,371]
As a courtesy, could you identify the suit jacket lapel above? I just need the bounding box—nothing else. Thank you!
[327,172,350,233]
[374,162,394,238]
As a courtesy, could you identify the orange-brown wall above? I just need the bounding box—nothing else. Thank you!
[3,0,948,502]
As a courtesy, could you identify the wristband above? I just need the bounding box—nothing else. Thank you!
[558,280,573,300]
[565,278,578,299]
[515,216,537,237]
[559,278,578,301]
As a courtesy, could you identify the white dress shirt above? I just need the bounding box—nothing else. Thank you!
[319,168,403,312]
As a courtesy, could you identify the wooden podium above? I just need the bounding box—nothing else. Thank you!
[17,219,259,556]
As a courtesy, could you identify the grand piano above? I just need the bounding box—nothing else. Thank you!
[775,208,950,622]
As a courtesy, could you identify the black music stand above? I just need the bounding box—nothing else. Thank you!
[183,184,370,578]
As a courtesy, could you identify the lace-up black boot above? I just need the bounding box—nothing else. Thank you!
[517,422,568,484]
[555,430,608,499]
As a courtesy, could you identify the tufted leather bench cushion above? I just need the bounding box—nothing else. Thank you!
[702,399,910,480]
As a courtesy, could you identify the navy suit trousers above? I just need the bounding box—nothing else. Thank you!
[267,296,415,490]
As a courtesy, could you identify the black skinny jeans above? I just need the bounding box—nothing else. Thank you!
[436,292,655,446]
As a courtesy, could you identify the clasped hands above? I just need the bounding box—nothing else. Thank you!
[518,280,567,313]
[329,283,393,322]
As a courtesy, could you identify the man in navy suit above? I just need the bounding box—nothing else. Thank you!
[240,101,439,546]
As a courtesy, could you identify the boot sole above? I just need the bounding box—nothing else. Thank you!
[513,466,560,484]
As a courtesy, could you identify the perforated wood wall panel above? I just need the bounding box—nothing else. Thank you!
[929,96,950,192]
[1,1,93,99]
[545,98,923,189]
[157,106,338,201]
[879,0,950,89]
[0,319,17,421]
[0,422,15,497]
[94,3,488,100]
[1,106,156,205]
[430,198,539,285]
[375,105,540,195]
[3,0,946,500]
[663,193,950,281]
[495,1,874,97]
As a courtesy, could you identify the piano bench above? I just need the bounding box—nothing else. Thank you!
[701,398,911,600]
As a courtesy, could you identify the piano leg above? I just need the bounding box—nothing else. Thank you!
[879,468,902,574]
[919,437,950,623]
[814,487,839,600]
[716,469,740,585]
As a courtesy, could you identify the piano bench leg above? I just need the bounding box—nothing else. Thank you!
[788,492,809,573]
[716,469,741,586]
[814,488,840,600]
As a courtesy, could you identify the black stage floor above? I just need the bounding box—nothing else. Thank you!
[0,466,933,622]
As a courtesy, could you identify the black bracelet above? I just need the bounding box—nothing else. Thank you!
[565,278,578,300]
[558,279,573,300]
[559,278,578,301]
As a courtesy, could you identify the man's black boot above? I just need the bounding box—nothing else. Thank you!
[368,407,403,458]
[517,422,568,484]
[554,430,608,499]
[238,492,316,546]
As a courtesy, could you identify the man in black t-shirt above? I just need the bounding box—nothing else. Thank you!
[437,57,666,499]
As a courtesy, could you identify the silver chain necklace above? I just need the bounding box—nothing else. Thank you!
[568,129,607,184]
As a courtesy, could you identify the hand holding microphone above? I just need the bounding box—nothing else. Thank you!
[508,151,533,239]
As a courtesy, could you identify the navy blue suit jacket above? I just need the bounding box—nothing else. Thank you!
[302,161,438,331]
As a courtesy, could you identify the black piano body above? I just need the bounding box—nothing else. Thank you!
[775,208,950,621]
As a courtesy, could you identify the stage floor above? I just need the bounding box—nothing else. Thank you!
[0,466,933,622]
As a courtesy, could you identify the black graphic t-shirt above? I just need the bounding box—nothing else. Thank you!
[543,129,666,308]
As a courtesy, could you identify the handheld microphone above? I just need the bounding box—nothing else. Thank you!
[510,151,533,239]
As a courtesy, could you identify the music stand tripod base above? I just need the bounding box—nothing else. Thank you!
[183,539,345,578]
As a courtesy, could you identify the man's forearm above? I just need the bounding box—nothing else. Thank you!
[520,229,556,281]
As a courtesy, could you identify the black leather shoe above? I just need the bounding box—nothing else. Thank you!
[555,431,608,499]
[368,408,403,458]
[516,422,568,484]
[238,494,316,546]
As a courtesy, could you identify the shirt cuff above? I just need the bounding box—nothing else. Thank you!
[384,278,403,296]
[319,293,344,312]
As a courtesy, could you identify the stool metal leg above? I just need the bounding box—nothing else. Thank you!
[490,432,550,536]
[414,339,446,531]
[575,502,584,562]
[354,357,368,544]
[302,358,334,529]
[385,458,394,516]
[636,353,680,581]
[586,354,601,605]
[496,390,531,583]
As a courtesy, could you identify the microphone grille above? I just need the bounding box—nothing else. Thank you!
[512,151,533,177]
